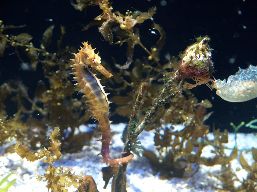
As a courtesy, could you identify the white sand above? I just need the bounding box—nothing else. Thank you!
[0,124,256,192]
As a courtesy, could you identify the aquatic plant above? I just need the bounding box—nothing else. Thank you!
[73,0,158,68]
[231,119,257,133]
[214,147,257,192]
[101,35,225,191]
[238,149,257,191]
[0,173,16,192]
[16,127,98,192]
[0,0,256,191]
[0,20,92,151]
[178,36,214,88]
[246,119,257,129]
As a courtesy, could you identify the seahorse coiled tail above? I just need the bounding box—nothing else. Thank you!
[213,65,257,102]
[71,42,133,166]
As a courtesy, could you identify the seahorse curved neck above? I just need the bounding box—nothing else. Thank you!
[71,42,133,166]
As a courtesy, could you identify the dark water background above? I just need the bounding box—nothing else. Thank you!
[0,0,256,132]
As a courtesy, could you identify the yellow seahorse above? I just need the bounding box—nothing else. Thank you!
[71,42,133,166]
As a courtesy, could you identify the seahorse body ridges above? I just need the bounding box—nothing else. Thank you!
[71,42,133,166]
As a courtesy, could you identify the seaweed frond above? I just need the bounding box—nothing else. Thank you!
[16,127,61,163]
[0,115,26,146]
[15,128,97,192]
[0,173,16,192]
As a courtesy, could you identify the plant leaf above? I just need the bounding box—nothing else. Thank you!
[41,25,54,49]
[0,35,7,57]
[14,33,33,44]
[239,153,251,172]
[252,148,257,162]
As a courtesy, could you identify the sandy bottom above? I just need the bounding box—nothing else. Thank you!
[0,124,255,192]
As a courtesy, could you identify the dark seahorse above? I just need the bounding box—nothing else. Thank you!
[71,42,133,166]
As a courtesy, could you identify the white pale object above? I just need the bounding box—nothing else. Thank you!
[214,65,257,102]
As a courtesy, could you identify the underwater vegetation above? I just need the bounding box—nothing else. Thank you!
[0,0,257,191]
[0,173,16,192]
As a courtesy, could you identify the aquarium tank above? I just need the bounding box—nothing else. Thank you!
[0,0,257,191]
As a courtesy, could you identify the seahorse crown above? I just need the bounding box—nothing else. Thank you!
[73,42,112,78]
